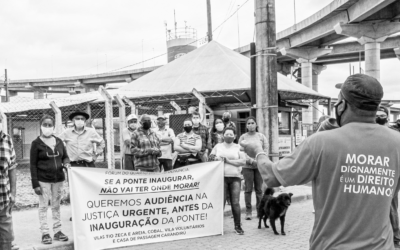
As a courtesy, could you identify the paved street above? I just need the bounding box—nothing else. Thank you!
[114,199,314,250]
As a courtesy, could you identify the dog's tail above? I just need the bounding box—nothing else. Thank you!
[265,187,275,196]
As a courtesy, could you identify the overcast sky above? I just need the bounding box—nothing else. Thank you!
[0,0,399,100]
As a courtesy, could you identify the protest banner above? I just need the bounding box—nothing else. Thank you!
[69,161,224,250]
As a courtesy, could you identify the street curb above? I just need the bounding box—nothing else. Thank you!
[223,193,312,217]
[21,194,312,250]
[21,241,74,250]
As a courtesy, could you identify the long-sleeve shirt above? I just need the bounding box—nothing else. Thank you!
[130,127,161,170]
[0,132,17,210]
[30,136,70,189]
[122,128,135,155]
[238,132,268,169]
[58,127,105,162]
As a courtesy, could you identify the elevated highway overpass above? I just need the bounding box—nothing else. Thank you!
[1,65,161,98]
[2,0,399,124]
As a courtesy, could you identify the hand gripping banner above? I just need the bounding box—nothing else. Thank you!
[69,161,224,250]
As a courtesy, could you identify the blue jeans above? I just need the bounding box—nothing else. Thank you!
[224,177,241,226]
[124,154,135,170]
[391,190,400,243]
[0,204,14,248]
[159,159,173,172]
[243,168,263,215]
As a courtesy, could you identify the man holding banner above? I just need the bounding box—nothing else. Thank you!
[59,111,105,168]
[122,114,138,170]
[131,114,162,172]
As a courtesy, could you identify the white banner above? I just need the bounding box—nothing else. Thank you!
[69,161,224,250]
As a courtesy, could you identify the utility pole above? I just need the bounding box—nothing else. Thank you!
[206,0,213,42]
[250,43,256,117]
[255,0,279,161]
[4,69,9,102]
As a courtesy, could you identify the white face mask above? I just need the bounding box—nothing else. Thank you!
[192,118,200,125]
[216,123,224,132]
[41,126,54,137]
[74,120,85,128]
[129,123,137,130]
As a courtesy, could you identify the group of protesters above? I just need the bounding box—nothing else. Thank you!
[0,106,267,249]
[122,111,268,235]
[2,73,400,249]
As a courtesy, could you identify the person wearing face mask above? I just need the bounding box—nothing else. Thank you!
[59,111,105,168]
[238,116,268,220]
[241,74,400,249]
[210,127,246,235]
[222,111,237,130]
[376,106,390,126]
[0,113,18,250]
[122,114,138,170]
[376,105,400,248]
[174,119,202,168]
[210,118,225,148]
[154,115,175,172]
[191,112,211,162]
[391,119,400,132]
[131,114,162,172]
[30,115,70,245]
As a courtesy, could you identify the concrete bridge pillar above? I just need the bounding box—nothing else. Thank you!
[393,113,399,122]
[34,89,44,99]
[280,47,332,124]
[334,22,400,81]
[393,48,400,61]
[277,62,293,76]
[312,64,327,123]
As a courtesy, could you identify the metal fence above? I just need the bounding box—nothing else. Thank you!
[4,93,203,169]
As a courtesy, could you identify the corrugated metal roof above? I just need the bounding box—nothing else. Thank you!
[0,94,98,113]
[118,40,329,101]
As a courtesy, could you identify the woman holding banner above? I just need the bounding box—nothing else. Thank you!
[30,115,70,245]
[209,127,246,235]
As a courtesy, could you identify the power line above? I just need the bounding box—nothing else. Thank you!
[106,36,204,73]
[216,0,236,40]
[107,0,250,73]
[212,0,250,33]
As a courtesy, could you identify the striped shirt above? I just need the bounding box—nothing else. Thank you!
[176,132,201,156]
[0,132,17,210]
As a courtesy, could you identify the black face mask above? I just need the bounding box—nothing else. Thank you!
[142,121,151,130]
[376,117,387,125]
[335,105,342,127]
[184,126,193,133]
[223,117,230,123]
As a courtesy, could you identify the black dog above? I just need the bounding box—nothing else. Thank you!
[257,188,275,230]
[258,188,293,235]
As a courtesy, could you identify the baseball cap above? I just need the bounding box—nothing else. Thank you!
[157,114,167,120]
[377,106,389,116]
[126,114,138,121]
[340,74,383,111]
[222,111,231,118]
